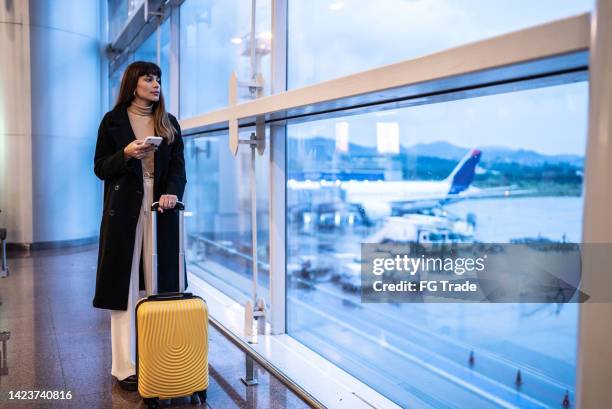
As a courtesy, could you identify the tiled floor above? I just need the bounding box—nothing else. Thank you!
[0,245,311,409]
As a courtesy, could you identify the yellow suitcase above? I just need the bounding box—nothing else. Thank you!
[136,293,208,407]
[135,202,209,409]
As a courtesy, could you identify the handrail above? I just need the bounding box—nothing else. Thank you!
[208,316,327,409]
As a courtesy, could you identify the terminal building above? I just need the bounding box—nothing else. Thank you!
[1,0,611,408]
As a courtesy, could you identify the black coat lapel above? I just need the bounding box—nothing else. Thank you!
[109,105,137,148]
[109,104,143,183]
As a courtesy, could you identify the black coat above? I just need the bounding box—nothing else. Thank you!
[92,104,187,310]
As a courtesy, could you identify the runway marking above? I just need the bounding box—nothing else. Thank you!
[291,296,547,409]
[306,279,573,391]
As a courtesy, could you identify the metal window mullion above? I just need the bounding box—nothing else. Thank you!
[271,0,288,95]
[100,0,110,112]
[169,2,180,116]
[250,0,257,80]
[577,0,612,407]
[268,0,288,335]
[269,124,286,334]
[156,17,161,66]
[249,136,259,307]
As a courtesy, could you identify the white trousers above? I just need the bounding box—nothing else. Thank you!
[110,177,154,381]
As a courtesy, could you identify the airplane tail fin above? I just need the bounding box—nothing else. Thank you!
[446,149,482,194]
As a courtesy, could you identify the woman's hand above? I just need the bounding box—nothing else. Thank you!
[158,194,178,213]
[124,140,156,160]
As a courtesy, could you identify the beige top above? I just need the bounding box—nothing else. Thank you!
[127,101,155,176]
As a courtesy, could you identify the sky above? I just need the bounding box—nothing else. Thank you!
[288,0,594,88]
[167,0,593,155]
[288,81,589,156]
[285,0,593,156]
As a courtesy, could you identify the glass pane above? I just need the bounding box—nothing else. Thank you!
[179,0,271,118]
[288,0,593,88]
[109,60,128,107]
[286,81,587,407]
[108,0,144,41]
[133,18,173,111]
[184,131,270,305]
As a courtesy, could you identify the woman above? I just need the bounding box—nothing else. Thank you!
[92,61,186,391]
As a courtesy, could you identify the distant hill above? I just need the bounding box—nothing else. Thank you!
[402,141,583,166]
[288,137,583,167]
[478,146,583,167]
[400,141,468,160]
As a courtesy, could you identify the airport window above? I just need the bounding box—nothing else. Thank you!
[184,132,271,305]
[109,60,128,107]
[133,18,173,110]
[104,1,599,406]
[285,80,588,407]
[108,0,144,41]
[287,0,593,88]
[179,0,272,118]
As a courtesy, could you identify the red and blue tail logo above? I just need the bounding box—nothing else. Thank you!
[448,149,481,194]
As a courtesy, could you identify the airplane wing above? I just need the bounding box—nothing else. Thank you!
[456,185,536,198]
[390,185,537,211]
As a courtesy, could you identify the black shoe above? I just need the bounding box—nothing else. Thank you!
[117,374,138,391]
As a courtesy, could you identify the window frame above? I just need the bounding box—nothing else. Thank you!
[105,0,612,406]
[178,9,596,409]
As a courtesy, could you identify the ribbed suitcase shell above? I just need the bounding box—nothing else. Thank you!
[135,296,209,399]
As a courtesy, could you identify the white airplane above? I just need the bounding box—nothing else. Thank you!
[288,149,530,224]
[343,149,483,222]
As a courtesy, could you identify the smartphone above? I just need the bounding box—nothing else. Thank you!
[143,136,163,147]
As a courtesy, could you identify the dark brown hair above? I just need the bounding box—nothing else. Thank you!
[115,61,176,143]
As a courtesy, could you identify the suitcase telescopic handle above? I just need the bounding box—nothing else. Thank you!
[151,201,185,211]
[149,200,186,295]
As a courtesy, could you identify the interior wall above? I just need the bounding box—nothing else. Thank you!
[0,0,33,244]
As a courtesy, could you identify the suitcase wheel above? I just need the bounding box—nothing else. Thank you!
[143,397,159,409]
[197,389,207,402]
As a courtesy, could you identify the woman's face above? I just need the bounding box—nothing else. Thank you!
[134,74,160,103]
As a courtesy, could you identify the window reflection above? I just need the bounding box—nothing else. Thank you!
[109,61,128,107]
[179,0,271,117]
[133,18,172,110]
[288,0,593,88]
[109,20,172,114]
[108,0,144,41]
[184,133,270,305]
[286,81,587,407]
